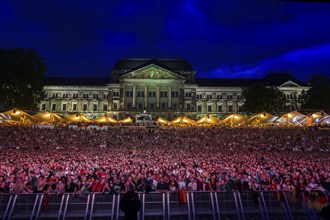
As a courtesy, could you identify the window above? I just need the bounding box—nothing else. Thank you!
[41,103,46,111]
[126,103,131,109]
[227,95,232,99]
[113,103,118,110]
[217,105,222,112]
[160,91,167,97]
[62,104,67,111]
[148,91,156,97]
[186,103,191,111]
[138,103,143,110]
[196,94,202,99]
[103,93,108,98]
[149,103,155,110]
[171,91,179,97]
[185,92,191,97]
[93,94,99,99]
[73,94,78,98]
[138,91,145,97]
[83,94,89,98]
[197,105,202,112]
[52,93,56,98]
[44,93,47,98]
[103,104,108,111]
[62,93,68,98]
[217,94,222,99]
[83,104,88,111]
[207,105,212,112]
[238,105,243,112]
[126,91,133,97]
[173,103,178,110]
[207,94,212,99]
[51,104,56,111]
[72,103,77,111]
[93,104,98,111]
[161,103,166,110]
[228,105,233,112]
[113,91,119,97]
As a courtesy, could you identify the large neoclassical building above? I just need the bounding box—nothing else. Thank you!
[40,58,309,120]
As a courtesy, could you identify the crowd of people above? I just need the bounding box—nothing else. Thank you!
[0,125,329,202]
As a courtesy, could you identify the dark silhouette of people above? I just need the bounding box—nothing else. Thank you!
[120,185,141,220]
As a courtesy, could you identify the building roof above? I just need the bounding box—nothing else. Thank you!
[44,77,109,86]
[195,73,306,87]
[195,78,261,87]
[263,73,307,86]
[112,58,193,71]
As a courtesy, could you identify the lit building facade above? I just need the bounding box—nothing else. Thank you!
[40,58,309,120]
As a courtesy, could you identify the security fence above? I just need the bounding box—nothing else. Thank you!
[0,190,328,220]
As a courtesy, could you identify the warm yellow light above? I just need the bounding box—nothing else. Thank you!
[312,114,317,118]
[15,111,21,115]
[233,115,239,119]
[45,113,51,117]
[288,113,292,118]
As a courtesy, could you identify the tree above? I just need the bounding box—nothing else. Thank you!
[301,74,330,110]
[0,48,47,110]
[242,84,287,114]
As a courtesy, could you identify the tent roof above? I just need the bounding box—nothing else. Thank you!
[196,115,220,124]
[248,112,279,124]
[222,114,248,125]
[65,114,91,123]
[157,117,170,124]
[93,115,118,123]
[118,117,133,123]
[1,109,34,123]
[33,112,64,123]
[171,116,196,124]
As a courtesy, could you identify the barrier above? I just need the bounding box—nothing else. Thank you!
[35,194,65,220]
[166,192,191,220]
[214,192,241,220]
[8,194,40,219]
[0,194,13,220]
[1,190,328,220]
[90,193,116,220]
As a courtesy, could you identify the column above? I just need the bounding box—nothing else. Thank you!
[156,86,160,109]
[132,85,136,109]
[108,89,113,111]
[144,85,148,109]
[168,86,172,109]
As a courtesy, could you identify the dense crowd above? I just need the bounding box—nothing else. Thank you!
[0,125,329,199]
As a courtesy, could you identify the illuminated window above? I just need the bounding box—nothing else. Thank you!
[186,103,191,111]
[51,104,56,111]
[113,103,118,110]
[83,104,88,111]
[93,104,98,111]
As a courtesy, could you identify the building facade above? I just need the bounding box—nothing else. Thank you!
[40,58,309,120]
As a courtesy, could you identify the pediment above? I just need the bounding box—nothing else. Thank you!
[120,64,185,80]
[279,80,300,87]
